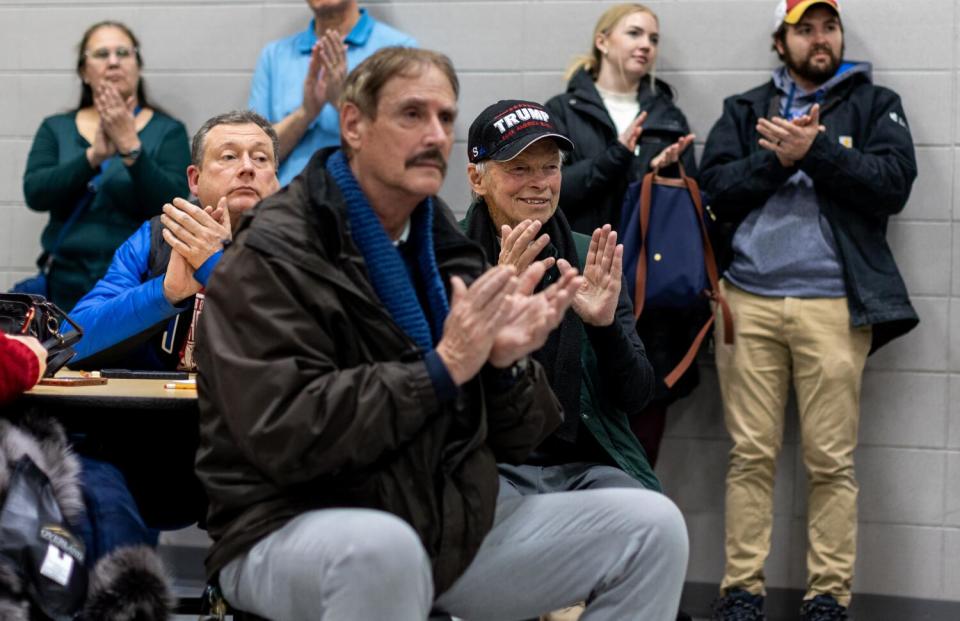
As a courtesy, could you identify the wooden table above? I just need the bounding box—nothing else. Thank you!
[24,376,197,411]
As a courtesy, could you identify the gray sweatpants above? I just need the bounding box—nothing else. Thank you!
[219,484,688,621]
[497,461,650,499]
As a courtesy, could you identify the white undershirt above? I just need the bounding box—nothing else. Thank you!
[596,85,642,140]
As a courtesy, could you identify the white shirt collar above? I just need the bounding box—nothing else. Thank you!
[392,219,412,246]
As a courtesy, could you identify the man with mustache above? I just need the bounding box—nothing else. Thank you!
[195,47,687,621]
[68,110,280,369]
[701,2,918,620]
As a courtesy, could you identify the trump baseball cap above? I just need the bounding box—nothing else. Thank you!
[467,99,574,164]
[773,0,841,30]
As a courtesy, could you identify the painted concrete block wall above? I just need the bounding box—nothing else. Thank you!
[1,0,956,603]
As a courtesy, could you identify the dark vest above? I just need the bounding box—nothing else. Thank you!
[71,216,193,371]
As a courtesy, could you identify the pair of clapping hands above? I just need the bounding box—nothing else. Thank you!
[499,220,624,329]
[618,110,696,171]
[87,83,142,168]
[161,197,231,305]
[756,103,826,167]
[303,29,349,118]
[436,220,622,386]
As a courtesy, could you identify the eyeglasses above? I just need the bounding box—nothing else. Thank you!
[84,46,137,62]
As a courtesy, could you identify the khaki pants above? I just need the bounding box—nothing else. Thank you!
[714,281,871,607]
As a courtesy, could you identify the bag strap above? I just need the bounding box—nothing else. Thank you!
[44,192,93,269]
[43,152,122,272]
[631,163,734,388]
[633,170,654,319]
[681,169,733,340]
[663,168,733,388]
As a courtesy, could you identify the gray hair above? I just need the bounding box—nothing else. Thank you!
[190,110,279,167]
[468,149,565,199]
[470,161,488,200]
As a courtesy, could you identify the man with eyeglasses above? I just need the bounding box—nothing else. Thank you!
[249,0,416,185]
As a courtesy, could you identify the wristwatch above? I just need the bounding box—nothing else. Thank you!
[118,146,142,161]
[505,356,530,381]
[485,355,530,391]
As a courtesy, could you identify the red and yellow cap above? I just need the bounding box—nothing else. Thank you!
[773,0,841,30]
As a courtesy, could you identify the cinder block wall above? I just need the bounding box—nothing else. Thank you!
[2,0,956,604]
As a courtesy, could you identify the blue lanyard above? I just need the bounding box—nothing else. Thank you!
[781,83,798,119]
[781,83,826,120]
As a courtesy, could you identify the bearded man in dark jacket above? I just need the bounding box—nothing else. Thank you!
[701,2,918,620]
[195,48,689,621]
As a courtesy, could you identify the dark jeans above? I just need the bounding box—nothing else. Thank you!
[71,457,159,567]
[630,401,668,466]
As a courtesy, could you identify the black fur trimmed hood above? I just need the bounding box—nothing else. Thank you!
[0,414,173,621]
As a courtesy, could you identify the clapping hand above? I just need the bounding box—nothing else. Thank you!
[94,83,140,156]
[498,220,554,273]
[161,197,231,269]
[87,120,116,168]
[571,225,622,326]
[434,260,583,383]
[488,259,582,368]
[161,198,230,304]
[303,29,348,119]
[757,103,824,168]
[649,133,695,171]
[435,265,519,385]
[618,111,648,153]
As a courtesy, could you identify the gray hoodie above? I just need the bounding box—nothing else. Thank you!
[725,61,872,298]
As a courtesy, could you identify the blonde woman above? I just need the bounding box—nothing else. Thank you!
[546,3,695,237]
[546,3,701,468]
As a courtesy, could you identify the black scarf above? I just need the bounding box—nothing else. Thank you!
[462,200,584,443]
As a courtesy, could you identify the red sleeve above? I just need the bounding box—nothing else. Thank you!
[0,335,40,403]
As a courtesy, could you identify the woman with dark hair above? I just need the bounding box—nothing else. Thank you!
[22,21,189,311]
[545,3,701,467]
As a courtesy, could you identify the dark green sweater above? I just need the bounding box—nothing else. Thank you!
[23,110,190,310]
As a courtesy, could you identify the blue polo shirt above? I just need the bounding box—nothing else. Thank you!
[249,10,417,185]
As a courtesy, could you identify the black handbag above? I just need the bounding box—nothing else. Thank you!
[0,455,88,621]
[0,293,83,376]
